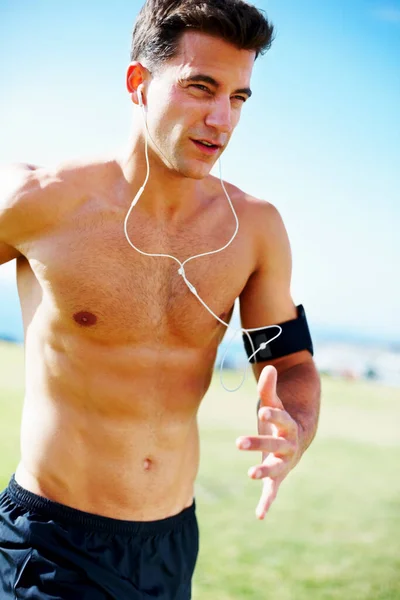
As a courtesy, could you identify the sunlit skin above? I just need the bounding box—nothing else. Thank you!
[126,30,254,181]
[0,31,320,522]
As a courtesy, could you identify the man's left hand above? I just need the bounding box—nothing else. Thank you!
[236,365,301,520]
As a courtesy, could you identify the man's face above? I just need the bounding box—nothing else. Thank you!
[144,31,256,180]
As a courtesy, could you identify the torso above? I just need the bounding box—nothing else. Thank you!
[14,159,259,520]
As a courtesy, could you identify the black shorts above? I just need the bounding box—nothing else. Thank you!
[0,475,199,599]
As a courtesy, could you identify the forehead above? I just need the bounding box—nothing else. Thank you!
[163,30,255,87]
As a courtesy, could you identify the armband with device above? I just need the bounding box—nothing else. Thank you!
[243,304,314,363]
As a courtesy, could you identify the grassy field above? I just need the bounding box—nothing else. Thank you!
[0,342,399,599]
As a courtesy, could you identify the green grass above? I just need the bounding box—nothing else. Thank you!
[1,342,399,599]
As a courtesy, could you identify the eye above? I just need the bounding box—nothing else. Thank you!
[189,84,212,94]
[231,95,247,104]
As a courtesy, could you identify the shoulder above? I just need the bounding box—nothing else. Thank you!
[209,175,288,256]
[1,160,71,205]
[0,163,53,242]
[214,177,292,279]
[0,158,112,245]
[0,162,68,236]
[1,156,115,207]
[209,175,282,221]
[1,163,43,205]
[2,156,113,191]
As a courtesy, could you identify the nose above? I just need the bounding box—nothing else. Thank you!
[204,97,233,135]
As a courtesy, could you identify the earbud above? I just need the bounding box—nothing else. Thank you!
[137,86,144,108]
[124,95,282,393]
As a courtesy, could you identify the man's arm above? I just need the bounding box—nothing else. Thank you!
[0,242,22,265]
[238,200,321,518]
[0,163,64,266]
[0,163,38,265]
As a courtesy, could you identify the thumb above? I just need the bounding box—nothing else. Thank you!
[257,365,283,409]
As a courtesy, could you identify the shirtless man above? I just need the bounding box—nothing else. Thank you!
[0,1,320,598]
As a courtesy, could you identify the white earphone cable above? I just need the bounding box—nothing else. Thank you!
[124,103,282,392]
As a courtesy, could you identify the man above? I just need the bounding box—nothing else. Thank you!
[0,0,320,598]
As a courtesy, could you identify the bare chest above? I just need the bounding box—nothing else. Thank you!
[23,203,255,348]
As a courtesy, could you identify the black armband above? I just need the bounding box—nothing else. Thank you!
[243,304,314,363]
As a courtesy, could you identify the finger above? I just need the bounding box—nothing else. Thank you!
[258,407,297,435]
[256,478,281,520]
[258,366,284,410]
[248,456,284,480]
[236,435,291,454]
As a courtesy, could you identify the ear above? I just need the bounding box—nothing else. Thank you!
[126,62,150,106]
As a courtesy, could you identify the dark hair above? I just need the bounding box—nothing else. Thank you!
[130,0,274,68]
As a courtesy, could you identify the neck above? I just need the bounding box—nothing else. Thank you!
[118,129,207,220]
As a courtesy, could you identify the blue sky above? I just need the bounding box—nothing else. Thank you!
[0,0,399,340]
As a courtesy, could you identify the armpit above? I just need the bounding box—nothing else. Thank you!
[0,241,22,266]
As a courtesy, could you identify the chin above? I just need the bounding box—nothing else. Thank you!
[177,160,215,180]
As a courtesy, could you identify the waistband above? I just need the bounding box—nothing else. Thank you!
[6,475,196,536]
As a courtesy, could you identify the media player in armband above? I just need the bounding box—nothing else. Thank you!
[243,305,314,363]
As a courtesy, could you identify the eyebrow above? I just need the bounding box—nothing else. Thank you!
[184,74,252,98]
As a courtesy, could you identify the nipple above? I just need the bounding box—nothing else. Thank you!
[73,311,97,327]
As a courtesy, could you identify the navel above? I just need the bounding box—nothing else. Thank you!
[143,458,153,472]
[73,311,98,327]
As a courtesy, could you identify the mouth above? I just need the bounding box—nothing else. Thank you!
[191,139,222,155]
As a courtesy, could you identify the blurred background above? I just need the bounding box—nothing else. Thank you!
[1,1,399,599]
[1,0,399,383]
